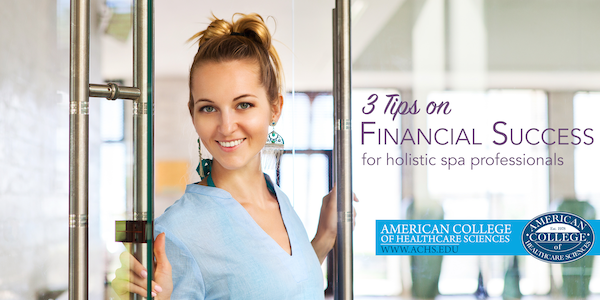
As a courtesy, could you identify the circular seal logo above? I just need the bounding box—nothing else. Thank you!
[522,212,594,263]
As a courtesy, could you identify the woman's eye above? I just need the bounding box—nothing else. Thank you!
[200,106,215,113]
[237,102,252,110]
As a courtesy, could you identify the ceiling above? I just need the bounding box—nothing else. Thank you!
[100,0,405,91]
[100,0,600,92]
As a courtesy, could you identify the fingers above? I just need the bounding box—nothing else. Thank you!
[353,193,359,202]
[119,250,147,279]
[114,267,146,287]
[112,269,158,298]
[115,248,163,298]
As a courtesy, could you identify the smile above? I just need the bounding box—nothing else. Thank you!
[218,138,245,148]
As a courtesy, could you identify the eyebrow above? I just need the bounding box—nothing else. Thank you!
[194,94,257,105]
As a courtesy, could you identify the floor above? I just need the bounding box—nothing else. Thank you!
[327,295,600,300]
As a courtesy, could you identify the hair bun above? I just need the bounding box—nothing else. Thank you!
[230,13,271,51]
[188,13,272,52]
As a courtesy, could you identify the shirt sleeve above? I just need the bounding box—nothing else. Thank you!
[155,225,205,299]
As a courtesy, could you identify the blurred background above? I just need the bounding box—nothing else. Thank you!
[1,0,600,299]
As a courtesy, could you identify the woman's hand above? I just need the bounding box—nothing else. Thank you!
[112,233,173,300]
[311,185,358,264]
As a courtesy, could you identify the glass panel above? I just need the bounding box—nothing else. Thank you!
[100,0,156,297]
[278,93,333,288]
[103,0,298,299]
[97,0,298,299]
[352,0,600,298]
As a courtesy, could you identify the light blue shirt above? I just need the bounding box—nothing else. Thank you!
[154,181,325,299]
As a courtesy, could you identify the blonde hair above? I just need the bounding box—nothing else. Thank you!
[187,13,284,116]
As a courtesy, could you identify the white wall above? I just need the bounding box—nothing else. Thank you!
[0,0,104,299]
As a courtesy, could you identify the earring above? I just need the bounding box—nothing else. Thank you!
[196,139,212,180]
[261,120,284,172]
[267,121,284,146]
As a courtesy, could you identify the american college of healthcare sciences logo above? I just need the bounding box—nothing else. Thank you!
[522,212,594,263]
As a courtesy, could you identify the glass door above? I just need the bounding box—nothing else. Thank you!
[102,1,297,299]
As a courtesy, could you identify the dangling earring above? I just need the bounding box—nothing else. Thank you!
[261,120,284,171]
[196,139,212,180]
[267,121,284,146]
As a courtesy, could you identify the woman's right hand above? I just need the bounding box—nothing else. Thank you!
[112,232,173,300]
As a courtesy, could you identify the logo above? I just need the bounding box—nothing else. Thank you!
[521,212,594,263]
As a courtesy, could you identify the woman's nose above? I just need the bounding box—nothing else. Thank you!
[218,111,237,136]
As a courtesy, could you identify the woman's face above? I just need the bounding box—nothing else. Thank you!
[191,59,282,172]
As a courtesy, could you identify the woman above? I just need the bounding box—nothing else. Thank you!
[113,13,354,299]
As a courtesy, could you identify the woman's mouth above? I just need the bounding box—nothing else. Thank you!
[218,138,245,148]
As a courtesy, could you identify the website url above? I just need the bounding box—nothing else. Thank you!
[380,245,459,254]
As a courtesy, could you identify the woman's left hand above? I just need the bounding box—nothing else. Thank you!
[311,185,358,264]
